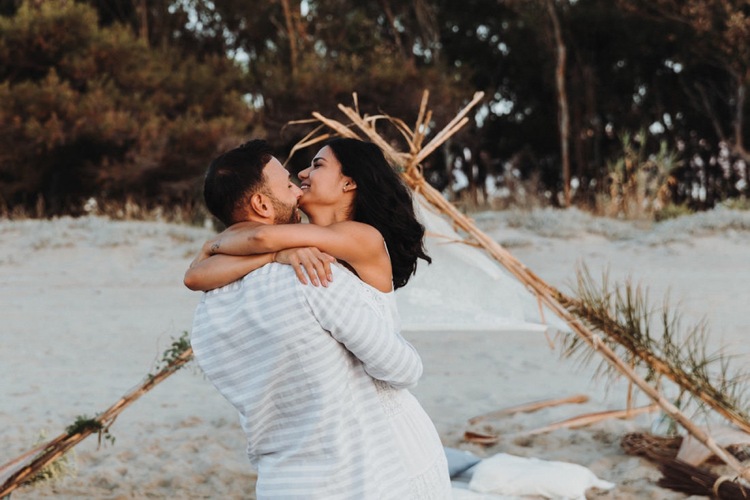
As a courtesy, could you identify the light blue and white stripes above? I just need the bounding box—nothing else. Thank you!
[191,263,422,499]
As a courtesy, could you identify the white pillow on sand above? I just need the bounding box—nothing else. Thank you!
[468,453,615,500]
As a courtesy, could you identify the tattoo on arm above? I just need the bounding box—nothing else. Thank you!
[210,242,220,255]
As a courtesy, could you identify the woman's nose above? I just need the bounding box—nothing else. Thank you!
[298,166,311,180]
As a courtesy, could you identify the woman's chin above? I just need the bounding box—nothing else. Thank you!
[298,197,327,218]
[298,194,317,207]
[297,203,312,217]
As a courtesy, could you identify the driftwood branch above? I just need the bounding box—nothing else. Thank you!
[464,404,657,445]
[517,404,659,437]
[0,347,194,497]
[468,394,590,425]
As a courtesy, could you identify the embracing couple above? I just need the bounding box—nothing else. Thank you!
[185,138,452,499]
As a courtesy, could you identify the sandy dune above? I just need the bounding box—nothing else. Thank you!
[2,208,749,498]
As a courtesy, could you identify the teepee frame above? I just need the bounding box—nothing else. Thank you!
[286,90,750,483]
[0,346,194,496]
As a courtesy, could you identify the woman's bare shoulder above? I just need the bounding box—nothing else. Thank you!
[329,221,384,243]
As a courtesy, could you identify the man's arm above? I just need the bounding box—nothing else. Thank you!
[301,265,423,389]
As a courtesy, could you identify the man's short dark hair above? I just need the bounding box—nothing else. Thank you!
[204,140,274,227]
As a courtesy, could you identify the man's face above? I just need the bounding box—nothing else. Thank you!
[262,157,303,224]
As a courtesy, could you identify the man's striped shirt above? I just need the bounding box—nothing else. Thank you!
[191,263,423,499]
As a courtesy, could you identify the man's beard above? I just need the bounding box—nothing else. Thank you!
[268,194,300,224]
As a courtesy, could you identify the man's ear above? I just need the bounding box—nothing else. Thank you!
[250,192,271,217]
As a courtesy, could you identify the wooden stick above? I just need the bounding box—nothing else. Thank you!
[413,90,430,153]
[414,117,470,166]
[310,111,360,139]
[627,358,635,412]
[0,440,59,474]
[0,348,194,497]
[517,404,659,437]
[336,105,394,153]
[352,92,359,116]
[383,116,417,148]
[0,435,68,481]
[465,404,658,445]
[468,394,589,425]
[463,430,500,446]
[284,124,329,166]
[414,92,484,164]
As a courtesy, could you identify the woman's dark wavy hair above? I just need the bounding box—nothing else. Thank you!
[326,138,431,290]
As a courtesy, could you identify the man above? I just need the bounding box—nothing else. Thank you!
[189,140,421,498]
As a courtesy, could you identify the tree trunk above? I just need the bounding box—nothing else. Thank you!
[734,73,747,158]
[136,0,148,47]
[279,0,298,80]
[379,0,416,69]
[547,0,571,206]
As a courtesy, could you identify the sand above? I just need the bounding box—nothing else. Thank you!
[1,207,749,499]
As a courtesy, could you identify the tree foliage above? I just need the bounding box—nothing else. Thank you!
[0,0,748,216]
[0,1,251,214]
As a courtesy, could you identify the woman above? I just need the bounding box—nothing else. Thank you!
[185,139,430,293]
[185,138,452,498]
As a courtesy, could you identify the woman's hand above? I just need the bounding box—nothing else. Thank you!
[275,247,335,287]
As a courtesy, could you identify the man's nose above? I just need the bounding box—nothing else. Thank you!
[292,184,303,198]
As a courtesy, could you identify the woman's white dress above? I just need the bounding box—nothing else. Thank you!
[356,278,453,499]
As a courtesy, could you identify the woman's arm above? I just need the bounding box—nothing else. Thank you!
[184,246,336,291]
[210,221,385,270]
[302,265,423,389]
[184,253,273,291]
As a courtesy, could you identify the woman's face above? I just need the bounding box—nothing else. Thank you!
[297,146,354,211]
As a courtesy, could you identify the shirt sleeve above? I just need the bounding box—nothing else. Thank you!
[300,265,423,389]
